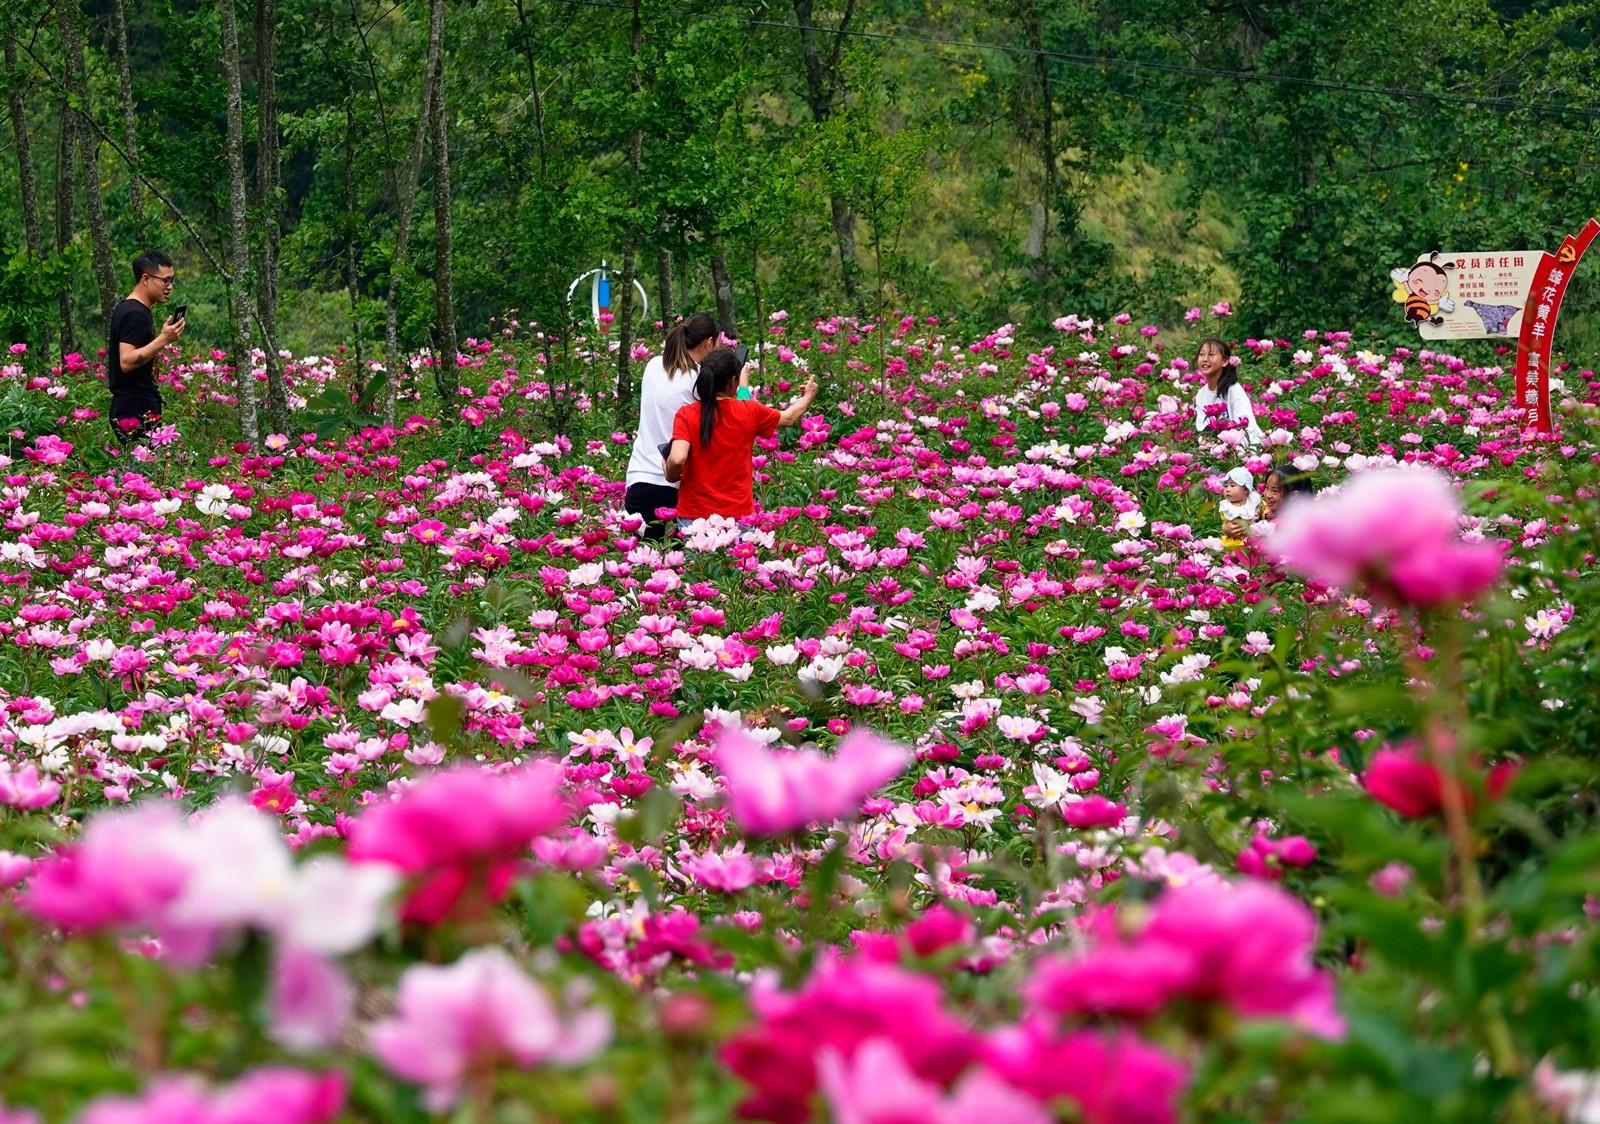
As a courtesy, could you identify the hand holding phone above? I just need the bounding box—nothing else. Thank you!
[732,343,749,368]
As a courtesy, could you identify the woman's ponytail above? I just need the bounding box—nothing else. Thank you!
[693,349,741,447]
[663,312,719,376]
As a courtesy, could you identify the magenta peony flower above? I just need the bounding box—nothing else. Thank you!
[1028,880,1343,1040]
[369,947,611,1110]
[0,763,61,809]
[984,1022,1189,1124]
[713,727,910,836]
[903,905,974,957]
[347,761,569,924]
[720,952,978,1123]
[1063,795,1127,829]
[1266,465,1501,606]
[1139,880,1345,1039]
[1364,742,1517,819]
[1027,942,1195,1020]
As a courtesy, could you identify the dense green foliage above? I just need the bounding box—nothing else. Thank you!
[1,0,1598,366]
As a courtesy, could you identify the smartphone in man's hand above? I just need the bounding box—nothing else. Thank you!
[172,305,188,321]
[657,441,672,461]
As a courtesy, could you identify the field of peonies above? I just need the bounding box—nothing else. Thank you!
[0,310,1597,1123]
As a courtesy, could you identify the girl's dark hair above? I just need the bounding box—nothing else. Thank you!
[663,313,719,376]
[692,348,742,447]
[1272,468,1316,498]
[1198,337,1238,397]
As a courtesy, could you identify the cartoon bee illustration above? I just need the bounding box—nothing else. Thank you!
[1389,251,1457,327]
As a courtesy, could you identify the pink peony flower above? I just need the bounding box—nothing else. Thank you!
[0,762,61,809]
[1266,466,1501,606]
[713,727,910,836]
[20,804,191,932]
[77,1068,344,1124]
[270,944,354,1053]
[347,761,569,924]
[720,952,977,1123]
[984,1022,1189,1124]
[820,1038,1049,1124]
[1139,880,1344,1039]
[369,947,611,1110]
[1028,880,1344,1040]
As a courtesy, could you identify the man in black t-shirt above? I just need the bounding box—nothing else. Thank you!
[108,249,185,446]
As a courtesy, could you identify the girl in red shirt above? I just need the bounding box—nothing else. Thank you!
[664,348,818,520]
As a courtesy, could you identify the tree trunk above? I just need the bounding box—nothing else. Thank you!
[751,239,764,374]
[710,248,737,339]
[793,0,863,308]
[343,108,365,379]
[428,0,457,403]
[256,0,289,436]
[508,0,548,178]
[656,210,673,326]
[220,0,260,446]
[1017,0,1056,293]
[614,0,643,411]
[382,0,443,428]
[109,0,142,219]
[4,30,44,258]
[61,0,116,326]
[55,96,77,360]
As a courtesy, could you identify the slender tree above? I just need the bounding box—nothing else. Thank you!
[793,0,863,307]
[61,0,116,325]
[710,246,737,338]
[614,0,644,409]
[3,29,44,258]
[109,0,142,218]
[55,92,78,359]
[1015,0,1057,296]
[256,0,289,435]
[342,107,365,376]
[508,0,549,178]
[220,0,260,445]
[656,209,674,325]
[382,0,443,427]
[428,0,457,401]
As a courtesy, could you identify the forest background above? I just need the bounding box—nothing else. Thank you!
[2,0,1599,411]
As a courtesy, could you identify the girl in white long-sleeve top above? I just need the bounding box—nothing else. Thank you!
[1192,337,1263,447]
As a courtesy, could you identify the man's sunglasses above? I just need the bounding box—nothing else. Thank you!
[145,274,177,287]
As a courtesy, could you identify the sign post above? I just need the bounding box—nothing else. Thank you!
[1513,218,1600,435]
[1388,218,1597,435]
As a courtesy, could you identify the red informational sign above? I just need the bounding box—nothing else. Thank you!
[1515,218,1600,435]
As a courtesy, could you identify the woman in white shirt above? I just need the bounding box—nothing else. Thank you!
[625,312,720,539]
[1192,337,1263,447]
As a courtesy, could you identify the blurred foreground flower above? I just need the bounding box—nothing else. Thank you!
[77,1067,344,1124]
[347,760,569,924]
[369,947,611,1110]
[1028,879,1344,1039]
[1363,741,1518,820]
[1267,465,1502,606]
[713,727,910,835]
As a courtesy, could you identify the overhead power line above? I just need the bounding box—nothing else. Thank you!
[559,0,1600,122]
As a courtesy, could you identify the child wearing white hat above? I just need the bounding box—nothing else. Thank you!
[1220,466,1262,550]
